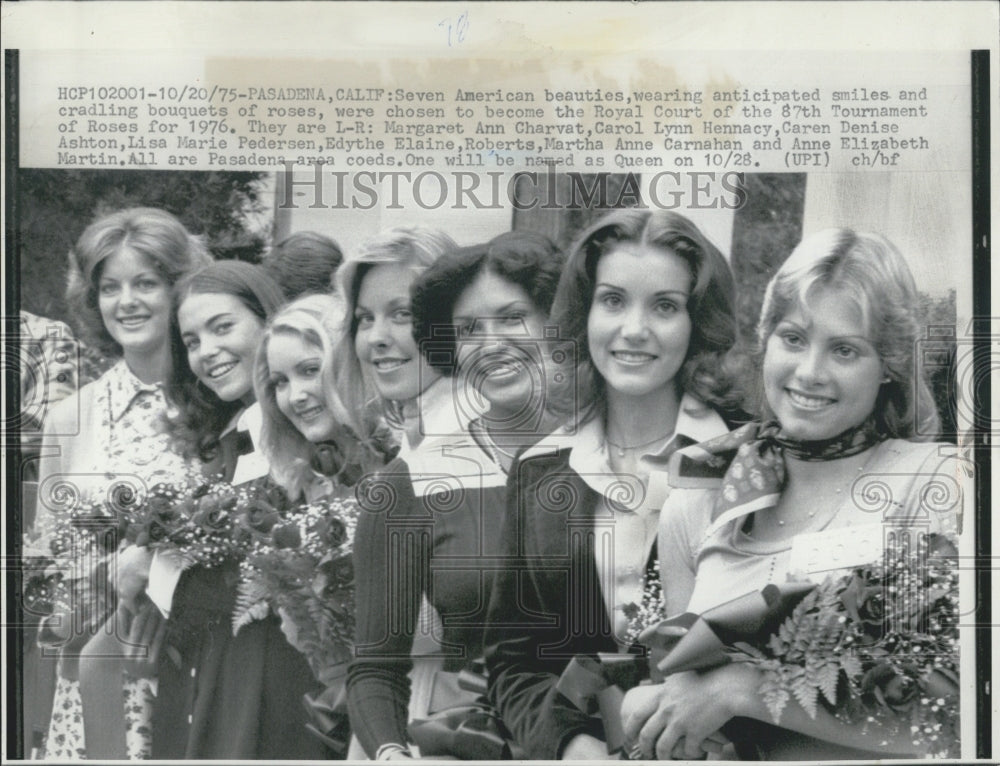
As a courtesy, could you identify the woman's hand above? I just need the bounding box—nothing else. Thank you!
[120,595,167,679]
[622,663,758,760]
[114,545,154,610]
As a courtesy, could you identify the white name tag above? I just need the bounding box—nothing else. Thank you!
[788,523,885,578]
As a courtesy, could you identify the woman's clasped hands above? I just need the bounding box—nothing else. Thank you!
[621,663,760,760]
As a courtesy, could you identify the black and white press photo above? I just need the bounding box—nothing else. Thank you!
[2,3,995,762]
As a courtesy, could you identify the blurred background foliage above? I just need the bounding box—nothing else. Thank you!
[16,169,269,325]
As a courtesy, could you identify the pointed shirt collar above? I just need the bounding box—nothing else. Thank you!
[519,393,729,501]
[106,360,163,423]
[397,376,482,464]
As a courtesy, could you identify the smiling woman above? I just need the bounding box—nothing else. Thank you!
[410,230,566,463]
[178,292,264,405]
[34,207,209,760]
[763,288,885,441]
[97,249,173,370]
[345,230,564,761]
[255,292,392,502]
[332,227,472,759]
[587,243,693,410]
[483,210,744,760]
[168,260,286,463]
[621,229,959,761]
[331,226,457,446]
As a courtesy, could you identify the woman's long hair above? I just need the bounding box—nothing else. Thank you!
[66,207,210,356]
[331,226,457,443]
[166,260,286,461]
[548,208,742,427]
[255,293,386,497]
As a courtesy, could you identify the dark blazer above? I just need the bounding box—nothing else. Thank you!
[484,446,628,760]
[152,424,325,760]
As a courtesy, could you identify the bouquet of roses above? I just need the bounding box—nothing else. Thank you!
[23,487,143,623]
[735,535,960,757]
[122,480,274,568]
[20,532,74,627]
[231,494,359,756]
[232,494,359,682]
[639,533,960,758]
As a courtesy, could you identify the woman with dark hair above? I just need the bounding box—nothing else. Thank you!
[255,292,390,502]
[411,230,566,471]
[345,230,565,760]
[34,207,209,759]
[621,229,961,760]
[166,259,286,466]
[148,260,326,759]
[484,209,744,759]
[263,230,344,301]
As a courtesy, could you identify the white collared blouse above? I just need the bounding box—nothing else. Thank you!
[34,359,196,537]
[518,393,731,639]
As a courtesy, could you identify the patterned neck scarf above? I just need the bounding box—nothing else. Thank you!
[675,418,883,536]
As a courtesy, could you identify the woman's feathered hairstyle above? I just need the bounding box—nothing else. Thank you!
[755,228,939,439]
[255,293,386,497]
[330,226,457,442]
[66,207,210,356]
[548,208,741,426]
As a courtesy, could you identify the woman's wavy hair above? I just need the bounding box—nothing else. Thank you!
[255,293,384,498]
[411,230,565,376]
[548,208,741,426]
[166,260,286,461]
[331,226,457,441]
[755,228,939,440]
[65,207,211,356]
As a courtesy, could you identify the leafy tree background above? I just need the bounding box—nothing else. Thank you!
[16,169,269,327]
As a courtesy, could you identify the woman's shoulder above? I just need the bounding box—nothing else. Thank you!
[370,453,413,483]
[660,482,718,542]
[863,439,965,533]
[867,438,968,495]
[351,458,416,519]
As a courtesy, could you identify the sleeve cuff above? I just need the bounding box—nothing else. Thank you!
[147,548,188,617]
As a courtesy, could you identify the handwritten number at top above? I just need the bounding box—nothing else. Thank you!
[439,11,470,47]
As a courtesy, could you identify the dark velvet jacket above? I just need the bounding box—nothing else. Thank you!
[151,421,325,760]
[484,446,630,760]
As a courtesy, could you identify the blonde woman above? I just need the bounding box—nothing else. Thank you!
[622,229,961,760]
